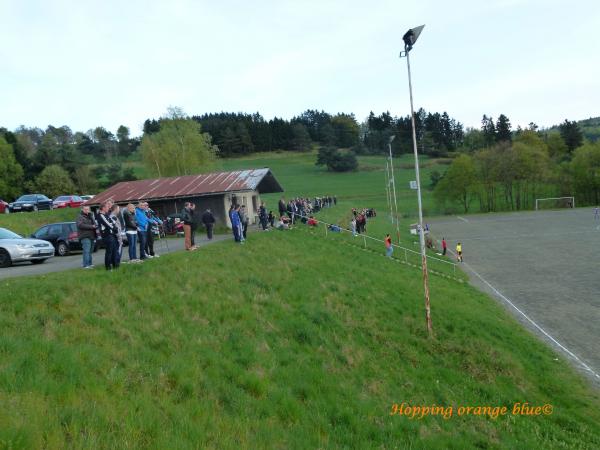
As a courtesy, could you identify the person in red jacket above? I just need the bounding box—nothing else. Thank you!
[442,237,447,256]
[385,234,393,258]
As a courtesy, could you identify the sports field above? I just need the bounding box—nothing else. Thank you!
[429,207,600,384]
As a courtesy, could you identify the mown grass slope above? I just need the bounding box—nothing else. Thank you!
[0,208,78,237]
[1,230,599,449]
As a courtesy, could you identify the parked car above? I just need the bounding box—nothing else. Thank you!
[80,195,95,202]
[0,199,9,214]
[52,195,84,209]
[31,222,84,256]
[9,194,53,212]
[0,227,55,267]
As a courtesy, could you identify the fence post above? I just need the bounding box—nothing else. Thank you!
[363,235,367,248]
[404,249,407,263]
[325,226,328,237]
[453,264,456,277]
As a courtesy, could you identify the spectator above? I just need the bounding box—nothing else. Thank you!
[181,202,195,251]
[351,218,357,236]
[98,201,119,270]
[258,202,268,231]
[230,205,242,242]
[268,210,275,228]
[385,234,393,258]
[239,205,249,239]
[456,242,463,262]
[278,197,286,218]
[110,204,123,265]
[307,216,318,227]
[123,203,140,262]
[202,208,215,240]
[76,205,97,269]
[442,237,447,256]
[144,202,162,258]
[135,202,150,259]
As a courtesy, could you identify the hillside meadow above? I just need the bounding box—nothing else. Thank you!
[1,229,600,449]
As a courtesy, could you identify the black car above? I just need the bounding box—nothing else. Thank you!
[32,221,129,256]
[31,222,83,256]
[9,194,53,212]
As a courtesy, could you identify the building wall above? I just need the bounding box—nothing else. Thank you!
[222,190,262,227]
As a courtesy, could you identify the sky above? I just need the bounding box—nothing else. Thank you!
[1,0,599,136]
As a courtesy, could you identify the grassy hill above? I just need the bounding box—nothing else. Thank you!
[0,229,599,448]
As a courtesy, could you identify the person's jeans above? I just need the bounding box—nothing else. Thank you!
[81,238,93,267]
[128,233,138,260]
[138,230,148,259]
[386,246,393,258]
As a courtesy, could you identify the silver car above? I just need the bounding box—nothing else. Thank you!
[0,227,55,268]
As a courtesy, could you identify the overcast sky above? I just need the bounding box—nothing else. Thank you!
[1,0,599,136]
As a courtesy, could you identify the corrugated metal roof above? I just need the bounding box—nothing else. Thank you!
[87,168,283,206]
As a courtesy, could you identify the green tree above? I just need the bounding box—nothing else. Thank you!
[140,109,217,177]
[481,115,496,147]
[0,137,24,200]
[434,154,477,212]
[496,114,512,142]
[559,119,584,153]
[331,114,360,148]
[327,150,358,172]
[291,123,312,151]
[35,165,75,198]
[570,142,600,205]
[546,132,569,161]
[73,166,99,194]
[316,146,337,166]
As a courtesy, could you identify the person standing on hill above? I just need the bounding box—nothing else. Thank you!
[76,205,97,269]
[239,205,249,239]
[456,242,463,262]
[385,234,393,258]
[181,202,195,251]
[268,210,275,228]
[135,202,150,259]
[230,205,242,243]
[98,201,119,270]
[202,208,215,240]
[123,203,139,262]
[442,237,447,256]
[258,202,268,231]
[110,204,123,265]
[278,197,286,218]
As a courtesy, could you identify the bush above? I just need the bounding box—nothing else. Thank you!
[327,151,358,172]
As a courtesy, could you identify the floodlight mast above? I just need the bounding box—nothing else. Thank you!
[400,25,432,334]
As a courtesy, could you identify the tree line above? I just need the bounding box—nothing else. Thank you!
[433,116,599,211]
[0,124,140,200]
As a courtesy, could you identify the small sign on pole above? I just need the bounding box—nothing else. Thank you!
[409,180,418,190]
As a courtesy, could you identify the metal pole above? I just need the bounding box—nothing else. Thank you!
[385,161,393,224]
[388,143,401,243]
[406,48,432,334]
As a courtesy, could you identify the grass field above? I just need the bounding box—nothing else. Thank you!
[1,230,600,448]
[0,208,79,237]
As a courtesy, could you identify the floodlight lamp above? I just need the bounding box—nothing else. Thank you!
[403,25,425,52]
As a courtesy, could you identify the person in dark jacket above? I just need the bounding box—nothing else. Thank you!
[97,201,119,270]
[268,210,275,228]
[143,202,162,257]
[258,202,268,231]
[123,203,139,262]
[76,205,97,269]
[201,208,215,240]
[278,197,286,218]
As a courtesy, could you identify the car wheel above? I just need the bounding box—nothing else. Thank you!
[33,205,38,212]
[0,249,12,268]
[31,259,46,265]
[57,242,69,256]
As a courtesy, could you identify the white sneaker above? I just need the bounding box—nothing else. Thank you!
[153,254,160,258]
[146,254,154,259]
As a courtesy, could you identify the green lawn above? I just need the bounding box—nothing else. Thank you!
[0,230,599,448]
[0,208,79,237]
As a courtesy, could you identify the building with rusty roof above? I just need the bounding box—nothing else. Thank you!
[86,168,283,228]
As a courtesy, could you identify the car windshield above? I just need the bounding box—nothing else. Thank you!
[17,195,36,201]
[0,228,22,239]
[55,196,70,201]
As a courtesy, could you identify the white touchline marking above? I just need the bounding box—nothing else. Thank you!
[456,216,469,223]
[448,249,600,381]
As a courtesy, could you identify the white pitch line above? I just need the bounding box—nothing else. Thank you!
[456,216,469,223]
[449,250,600,382]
